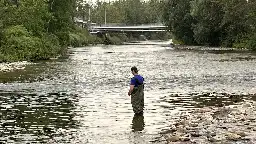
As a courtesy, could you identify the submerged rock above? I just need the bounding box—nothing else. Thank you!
[235,131,247,137]
[208,137,218,142]
[190,131,201,137]
[226,132,241,140]
[180,136,190,141]
[168,136,180,142]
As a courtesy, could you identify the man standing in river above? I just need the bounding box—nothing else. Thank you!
[128,66,144,114]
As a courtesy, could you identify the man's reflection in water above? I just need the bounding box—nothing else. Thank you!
[131,113,145,132]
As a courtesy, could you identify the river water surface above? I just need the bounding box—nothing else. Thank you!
[1,42,256,143]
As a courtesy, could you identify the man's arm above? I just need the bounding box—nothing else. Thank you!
[128,85,135,96]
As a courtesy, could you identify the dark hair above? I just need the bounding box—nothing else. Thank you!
[131,66,138,73]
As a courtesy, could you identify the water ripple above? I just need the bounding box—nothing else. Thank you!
[0,44,256,143]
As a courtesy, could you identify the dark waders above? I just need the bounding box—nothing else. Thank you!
[131,84,144,114]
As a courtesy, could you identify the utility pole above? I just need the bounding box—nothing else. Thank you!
[89,7,91,22]
[104,0,107,25]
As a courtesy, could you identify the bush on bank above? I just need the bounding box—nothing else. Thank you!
[0,24,98,62]
[0,25,60,62]
[0,0,172,63]
[104,33,123,45]
[68,26,91,47]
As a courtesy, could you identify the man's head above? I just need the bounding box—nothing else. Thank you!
[131,66,138,75]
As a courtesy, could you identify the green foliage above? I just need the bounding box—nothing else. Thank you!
[48,0,75,34]
[219,0,250,47]
[149,32,172,40]
[1,0,51,36]
[69,26,91,47]
[3,25,30,37]
[163,0,195,44]
[69,33,84,47]
[90,0,164,25]
[0,25,40,61]
[0,0,96,62]
[191,0,224,46]
[246,33,256,50]
[163,0,256,48]
[113,33,129,42]
[40,34,61,59]
[0,25,60,62]
[88,35,104,45]
[123,0,145,24]
[104,33,123,45]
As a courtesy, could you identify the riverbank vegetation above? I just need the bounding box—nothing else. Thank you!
[1,0,255,62]
[0,0,169,62]
[0,0,88,62]
[163,0,256,50]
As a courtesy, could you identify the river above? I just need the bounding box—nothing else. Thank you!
[1,42,256,143]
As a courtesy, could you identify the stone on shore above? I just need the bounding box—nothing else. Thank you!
[163,100,256,143]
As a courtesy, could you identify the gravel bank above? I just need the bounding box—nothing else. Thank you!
[0,61,31,72]
[161,100,256,143]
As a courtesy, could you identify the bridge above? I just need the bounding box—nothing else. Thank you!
[89,24,167,34]
[74,17,167,34]
[74,18,167,34]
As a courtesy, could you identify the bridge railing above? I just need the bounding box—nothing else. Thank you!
[88,22,167,34]
[91,23,165,27]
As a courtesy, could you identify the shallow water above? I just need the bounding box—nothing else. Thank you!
[1,43,256,143]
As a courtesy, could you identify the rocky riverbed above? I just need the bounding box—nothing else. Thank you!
[0,61,31,72]
[160,100,256,144]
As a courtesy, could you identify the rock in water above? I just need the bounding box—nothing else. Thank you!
[180,136,190,141]
[235,131,246,137]
[226,132,241,140]
[168,136,180,142]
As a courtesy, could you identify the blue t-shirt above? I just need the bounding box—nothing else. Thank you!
[130,75,144,87]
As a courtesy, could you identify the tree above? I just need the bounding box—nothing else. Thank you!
[76,0,90,21]
[244,0,256,49]
[162,0,256,48]
[191,0,224,46]
[48,0,76,33]
[124,0,146,24]
[48,0,76,45]
[219,0,250,47]
[89,0,165,25]
[163,0,195,44]
[143,0,164,23]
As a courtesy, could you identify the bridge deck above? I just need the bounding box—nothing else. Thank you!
[92,25,166,29]
[89,24,167,33]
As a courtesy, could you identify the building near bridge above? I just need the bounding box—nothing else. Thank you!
[74,17,88,28]
[74,17,97,31]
